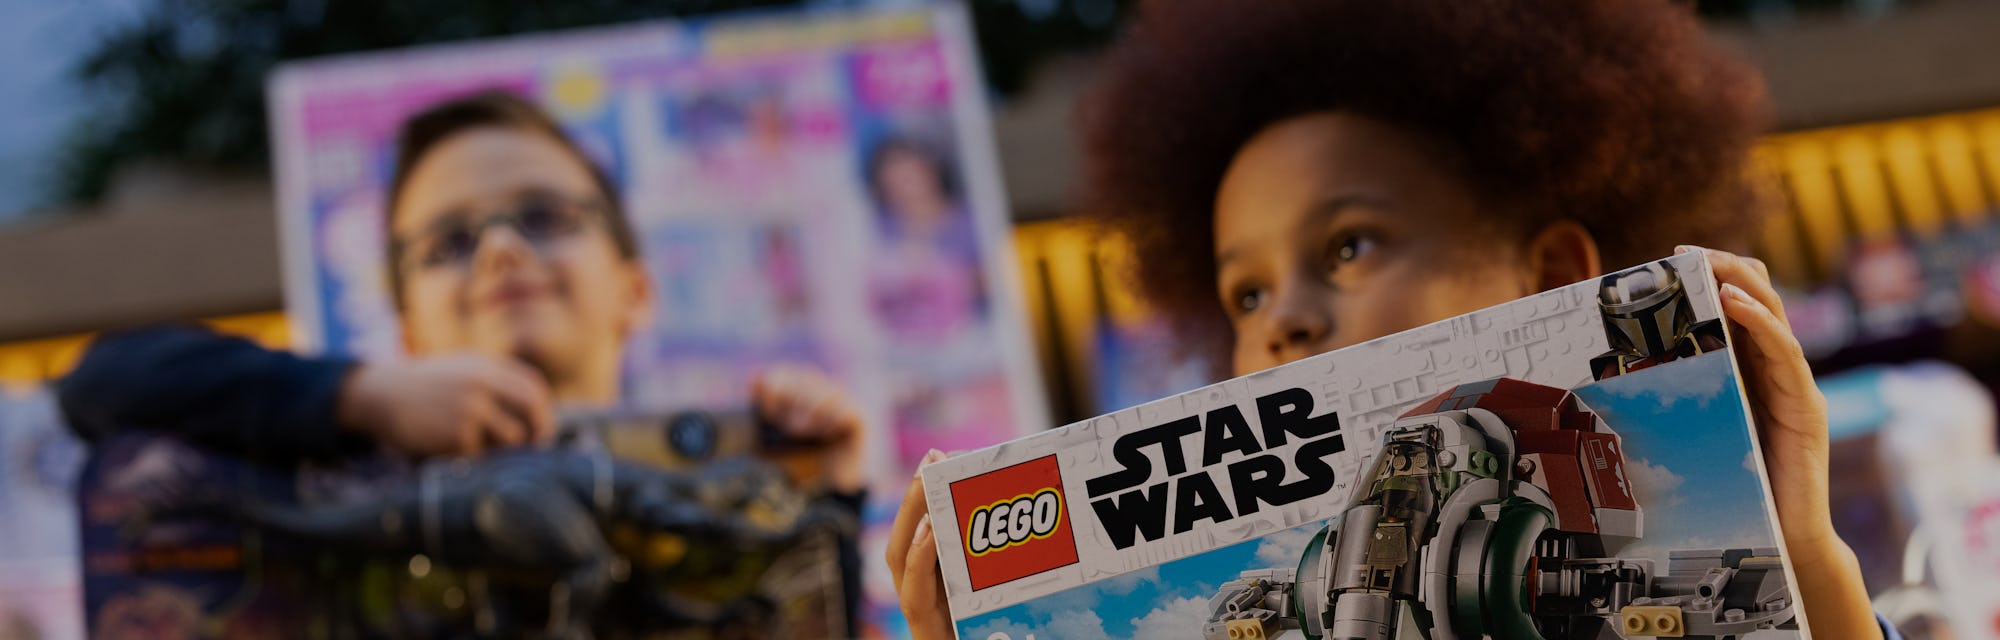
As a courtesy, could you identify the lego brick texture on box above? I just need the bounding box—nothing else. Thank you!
[920,253,1806,640]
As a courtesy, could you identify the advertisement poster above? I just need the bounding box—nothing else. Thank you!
[262,5,1047,636]
[0,385,86,640]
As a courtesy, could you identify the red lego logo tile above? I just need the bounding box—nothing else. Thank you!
[949,455,1078,590]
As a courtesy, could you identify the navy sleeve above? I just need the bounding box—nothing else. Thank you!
[56,324,371,462]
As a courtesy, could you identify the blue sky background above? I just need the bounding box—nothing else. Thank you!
[959,352,1783,640]
[958,531,1282,640]
[0,0,144,222]
[1572,351,1781,561]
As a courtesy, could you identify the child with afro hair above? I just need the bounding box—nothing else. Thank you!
[889,1,1888,638]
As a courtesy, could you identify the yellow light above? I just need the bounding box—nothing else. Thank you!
[43,337,88,380]
[1927,118,1992,227]
[1832,131,1896,241]
[1748,145,1808,284]
[0,349,39,389]
[1778,135,1851,278]
[1880,124,1946,238]
[1975,114,2000,215]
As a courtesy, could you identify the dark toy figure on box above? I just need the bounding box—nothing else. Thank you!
[1590,261,1728,381]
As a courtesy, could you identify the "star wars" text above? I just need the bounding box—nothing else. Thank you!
[1083,387,1346,550]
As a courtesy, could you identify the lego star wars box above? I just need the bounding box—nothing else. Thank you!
[920,253,1810,639]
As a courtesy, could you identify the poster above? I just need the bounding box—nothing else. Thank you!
[263,5,1046,635]
[0,385,86,640]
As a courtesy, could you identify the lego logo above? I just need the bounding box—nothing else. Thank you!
[966,488,1063,557]
[951,455,1078,590]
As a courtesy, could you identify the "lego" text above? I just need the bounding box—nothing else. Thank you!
[965,488,1063,556]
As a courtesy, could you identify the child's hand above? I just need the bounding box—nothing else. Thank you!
[886,449,954,640]
[337,353,556,457]
[1686,245,1883,640]
[751,365,866,493]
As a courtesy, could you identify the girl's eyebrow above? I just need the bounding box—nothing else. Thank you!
[1216,194,1385,269]
[1308,193,1388,221]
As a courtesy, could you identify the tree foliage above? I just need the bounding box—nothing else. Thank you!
[59,0,1129,203]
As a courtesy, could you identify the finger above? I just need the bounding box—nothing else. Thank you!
[1683,245,1787,326]
[472,395,530,450]
[487,361,556,443]
[1747,256,1772,283]
[790,390,847,439]
[752,368,803,425]
[1719,283,1823,415]
[1700,246,1784,313]
[766,370,854,441]
[887,450,945,585]
[456,413,486,458]
[788,372,860,438]
[900,515,951,638]
[822,402,865,445]
[886,475,928,587]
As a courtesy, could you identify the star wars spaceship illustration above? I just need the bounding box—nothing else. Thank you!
[1202,378,1796,640]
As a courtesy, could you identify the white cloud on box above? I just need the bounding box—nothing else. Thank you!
[1099,566,1160,596]
[1045,610,1112,640]
[964,617,1037,640]
[1023,567,1159,619]
[1624,457,1687,510]
[1597,353,1731,409]
[1254,525,1320,567]
[964,604,1156,640]
[1129,596,1212,639]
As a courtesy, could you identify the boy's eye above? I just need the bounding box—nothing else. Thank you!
[421,226,480,267]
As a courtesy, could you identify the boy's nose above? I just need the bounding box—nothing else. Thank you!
[472,224,535,272]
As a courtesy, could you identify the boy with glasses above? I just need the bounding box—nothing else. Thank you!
[62,90,862,491]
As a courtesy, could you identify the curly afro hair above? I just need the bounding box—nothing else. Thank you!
[1079,0,1772,343]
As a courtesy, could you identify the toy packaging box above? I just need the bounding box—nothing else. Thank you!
[920,253,1810,640]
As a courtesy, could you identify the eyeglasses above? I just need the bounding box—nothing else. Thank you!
[393,194,608,270]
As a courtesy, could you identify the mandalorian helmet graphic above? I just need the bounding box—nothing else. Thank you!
[1597,261,1698,360]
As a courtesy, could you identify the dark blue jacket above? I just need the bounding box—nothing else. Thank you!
[57,324,372,461]
[57,323,869,635]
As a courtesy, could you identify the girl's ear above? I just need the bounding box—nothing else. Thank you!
[1524,220,1602,293]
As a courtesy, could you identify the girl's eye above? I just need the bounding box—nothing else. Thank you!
[1235,288,1267,314]
[1335,233,1378,264]
[1327,232,1380,275]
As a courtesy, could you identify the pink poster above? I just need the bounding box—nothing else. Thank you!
[268,6,1046,636]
